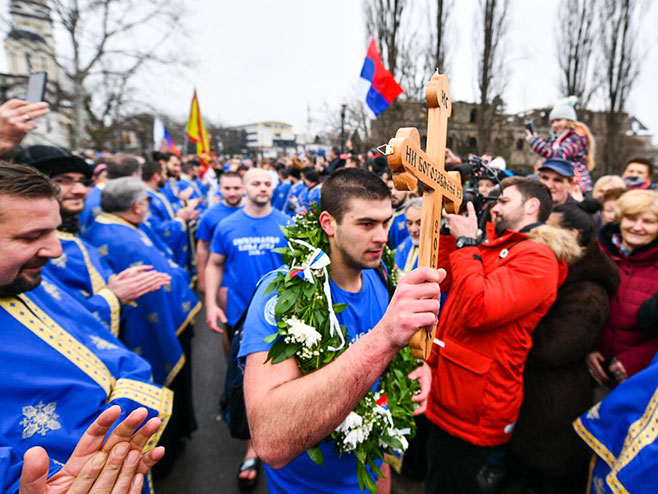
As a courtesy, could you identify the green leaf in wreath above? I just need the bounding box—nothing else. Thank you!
[306,445,324,465]
[272,340,302,364]
[302,282,316,297]
[263,332,278,343]
[333,302,348,313]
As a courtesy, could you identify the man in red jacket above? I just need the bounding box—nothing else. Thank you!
[425,177,564,494]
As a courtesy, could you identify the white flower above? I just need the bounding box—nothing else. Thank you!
[336,412,363,433]
[343,426,369,451]
[285,317,322,348]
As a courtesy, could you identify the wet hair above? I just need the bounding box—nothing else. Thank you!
[320,168,391,223]
[552,202,595,247]
[501,176,553,222]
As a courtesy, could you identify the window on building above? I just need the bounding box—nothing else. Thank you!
[468,137,477,152]
[469,108,478,124]
[516,138,524,151]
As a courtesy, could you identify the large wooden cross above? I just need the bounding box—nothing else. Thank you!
[382,73,463,360]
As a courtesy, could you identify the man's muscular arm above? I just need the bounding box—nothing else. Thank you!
[244,268,444,468]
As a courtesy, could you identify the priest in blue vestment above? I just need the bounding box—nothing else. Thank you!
[84,177,201,456]
[142,161,198,279]
[15,146,171,336]
[79,155,143,234]
[394,198,421,274]
[574,352,658,493]
[0,162,169,493]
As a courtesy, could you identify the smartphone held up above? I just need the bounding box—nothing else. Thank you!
[26,71,47,103]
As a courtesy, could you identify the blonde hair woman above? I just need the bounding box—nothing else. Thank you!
[592,175,627,200]
[588,189,658,389]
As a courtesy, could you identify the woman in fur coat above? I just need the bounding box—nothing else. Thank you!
[508,203,620,494]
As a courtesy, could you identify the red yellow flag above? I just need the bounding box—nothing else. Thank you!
[185,90,211,169]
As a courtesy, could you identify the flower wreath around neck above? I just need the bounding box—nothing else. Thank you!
[264,203,421,493]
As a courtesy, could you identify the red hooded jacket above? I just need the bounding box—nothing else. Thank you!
[426,224,567,446]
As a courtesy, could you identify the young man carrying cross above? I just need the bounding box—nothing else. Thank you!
[239,168,443,493]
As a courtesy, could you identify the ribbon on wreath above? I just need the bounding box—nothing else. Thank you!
[287,238,345,352]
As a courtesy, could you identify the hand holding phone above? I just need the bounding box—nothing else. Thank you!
[26,71,47,103]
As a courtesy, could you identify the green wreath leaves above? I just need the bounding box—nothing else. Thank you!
[264,204,420,493]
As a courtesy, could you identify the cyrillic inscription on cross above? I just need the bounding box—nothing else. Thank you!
[381,72,463,360]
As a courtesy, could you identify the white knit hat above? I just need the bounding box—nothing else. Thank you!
[549,97,577,121]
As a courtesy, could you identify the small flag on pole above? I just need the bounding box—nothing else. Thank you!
[153,116,180,156]
[357,37,404,117]
[185,90,211,170]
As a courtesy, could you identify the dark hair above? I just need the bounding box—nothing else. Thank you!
[152,151,178,163]
[625,157,653,176]
[601,187,626,203]
[320,168,391,222]
[552,202,595,247]
[141,161,162,181]
[107,154,141,179]
[348,156,360,166]
[0,162,59,198]
[219,171,241,182]
[301,166,319,184]
[181,161,196,174]
[501,176,553,222]
[289,167,301,180]
[0,163,58,219]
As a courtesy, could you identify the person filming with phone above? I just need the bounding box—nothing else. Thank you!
[0,72,50,157]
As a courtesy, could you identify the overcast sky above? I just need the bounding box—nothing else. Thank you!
[2,0,657,143]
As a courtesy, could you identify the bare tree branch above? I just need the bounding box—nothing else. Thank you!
[474,0,509,153]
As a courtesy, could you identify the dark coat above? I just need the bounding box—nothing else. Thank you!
[598,223,658,376]
[509,240,620,479]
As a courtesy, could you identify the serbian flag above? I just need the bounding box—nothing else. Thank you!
[153,116,180,156]
[185,90,211,170]
[357,37,404,117]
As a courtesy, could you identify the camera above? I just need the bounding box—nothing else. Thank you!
[459,155,502,215]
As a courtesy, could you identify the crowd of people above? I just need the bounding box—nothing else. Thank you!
[0,93,657,494]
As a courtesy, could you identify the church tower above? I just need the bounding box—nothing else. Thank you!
[5,0,59,79]
[3,0,71,148]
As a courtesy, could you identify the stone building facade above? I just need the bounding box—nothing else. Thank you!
[1,0,73,148]
[371,100,654,175]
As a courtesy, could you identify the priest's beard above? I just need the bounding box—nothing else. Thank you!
[0,270,43,297]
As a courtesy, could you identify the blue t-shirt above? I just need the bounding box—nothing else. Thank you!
[238,268,389,494]
[388,209,408,248]
[195,202,242,241]
[209,209,289,326]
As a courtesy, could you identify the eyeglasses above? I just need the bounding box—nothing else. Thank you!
[52,177,94,187]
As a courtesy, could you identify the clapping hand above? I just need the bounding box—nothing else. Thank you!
[20,406,164,494]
